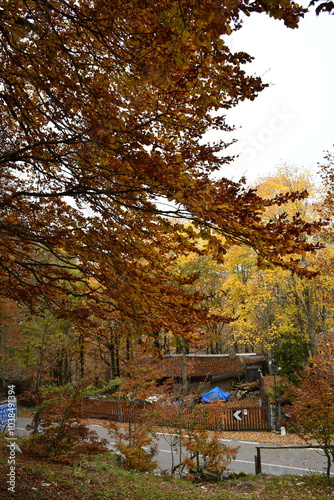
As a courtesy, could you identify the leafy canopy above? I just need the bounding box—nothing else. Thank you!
[0,0,321,334]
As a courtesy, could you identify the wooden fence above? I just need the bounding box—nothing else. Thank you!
[219,406,269,431]
[85,400,270,432]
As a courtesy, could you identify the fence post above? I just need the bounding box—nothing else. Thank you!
[117,401,123,422]
[255,447,262,474]
[269,404,274,430]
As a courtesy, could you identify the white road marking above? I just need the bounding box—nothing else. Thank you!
[75,425,334,476]
[156,432,189,438]
[158,449,181,454]
[103,438,333,476]
[239,440,260,444]
[231,459,334,475]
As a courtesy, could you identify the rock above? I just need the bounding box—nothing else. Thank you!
[238,481,254,489]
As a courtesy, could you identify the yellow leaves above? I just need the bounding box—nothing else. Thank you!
[174,190,184,201]
[254,165,317,223]
[219,242,326,347]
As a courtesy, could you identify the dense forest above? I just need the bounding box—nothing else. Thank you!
[1,2,334,495]
[1,163,334,391]
[0,0,333,394]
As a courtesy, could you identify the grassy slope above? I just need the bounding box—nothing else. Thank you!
[2,407,331,499]
[1,446,333,500]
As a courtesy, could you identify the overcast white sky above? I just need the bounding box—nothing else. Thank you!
[212,7,334,185]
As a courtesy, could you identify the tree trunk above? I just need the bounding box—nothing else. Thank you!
[181,349,188,397]
[325,449,332,485]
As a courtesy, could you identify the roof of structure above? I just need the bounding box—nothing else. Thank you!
[159,353,266,378]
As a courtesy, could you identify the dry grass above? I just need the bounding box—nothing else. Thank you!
[1,447,333,500]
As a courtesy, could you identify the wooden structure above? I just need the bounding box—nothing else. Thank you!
[159,353,268,384]
[86,400,270,432]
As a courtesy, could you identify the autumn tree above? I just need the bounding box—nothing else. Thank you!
[160,402,238,480]
[0,1,322,343]
[319,150,334,231]
[216,167,329,361]
[0,291,112,392]
[109,346,169,472]
[286,332,334,483]
[176,249,231,354]
[221,245,327,355]
[0,298,27,392]
[93,317,124,380]
[255,164,318,223]
[180,425,238,481]
[23,381,108,459]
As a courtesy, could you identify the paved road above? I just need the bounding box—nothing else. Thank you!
[89,423,333,477]
[14,417,333,477]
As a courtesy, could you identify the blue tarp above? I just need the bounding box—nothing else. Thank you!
[0,400,17,427]
[201,387,231,403]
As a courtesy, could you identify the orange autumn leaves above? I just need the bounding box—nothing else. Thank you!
[0,1,321,339]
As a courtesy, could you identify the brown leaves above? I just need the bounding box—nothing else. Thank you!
[285,332,334,463]
[0,0,320,336]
